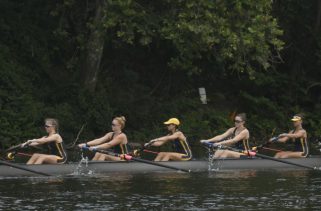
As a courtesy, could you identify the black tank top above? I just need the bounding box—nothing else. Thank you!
[230,128,250,151]
[291,130,309,156]
[172,138,192,158]
[110,132,128,154]
[47,135,67,161]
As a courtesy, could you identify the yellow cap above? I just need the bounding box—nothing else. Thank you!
[291,116,302,122]
[164,118,180,126]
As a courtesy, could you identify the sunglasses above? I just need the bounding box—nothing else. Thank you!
[44,125,52,128]
[234,120,243,123]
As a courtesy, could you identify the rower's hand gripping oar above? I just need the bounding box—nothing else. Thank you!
[203,142,318,170]
[132,143,159,157]
[5,142,29,153]
[5,142,32,160]
[254,137,283,152]
[81,146,191,173]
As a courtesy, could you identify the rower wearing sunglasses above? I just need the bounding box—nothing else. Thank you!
[269,114,309,158]
[78,116,128,161]
[200,113,250,158]
[144,118,192,161]
[21,118,67,164]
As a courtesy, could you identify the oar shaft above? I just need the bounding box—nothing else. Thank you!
[260,147,282,152]
[128,155,190,172]
[104,149,190,173]
[5,144,23,152]
[253,153,316,170]
[82,147,191,172]
[142,149,159,154]
[0,160,51,176]
[16,152,33,157]
[222,145,316,170]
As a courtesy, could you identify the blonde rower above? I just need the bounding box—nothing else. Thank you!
[21,118,67,165]
[78,116,128,161]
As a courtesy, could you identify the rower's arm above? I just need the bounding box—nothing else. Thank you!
[219,130,249,146]
[275,136,289,143]
[279,130,305,140]
[28,135,59,146]
[149,133,181,147]
[95,134,126,150]
[86,133,111,146]
[206,128,233,143]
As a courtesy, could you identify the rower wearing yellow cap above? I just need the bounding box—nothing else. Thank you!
[269,114,309,158]
[144,118,192,161]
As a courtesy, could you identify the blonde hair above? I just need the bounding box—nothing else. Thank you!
[45,118,59,132]
[114,116,126,129]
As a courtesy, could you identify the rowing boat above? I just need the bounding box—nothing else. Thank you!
[0,156,320,177]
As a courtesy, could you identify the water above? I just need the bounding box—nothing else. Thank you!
[1,170,321,210]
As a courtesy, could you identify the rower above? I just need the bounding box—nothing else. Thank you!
[200,113,250,158]
[78,116,128,161]
[144,118,192,161]
[269,114,309,158]
[21,118,67,164]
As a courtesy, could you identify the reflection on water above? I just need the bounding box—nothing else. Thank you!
[0,170,321,210]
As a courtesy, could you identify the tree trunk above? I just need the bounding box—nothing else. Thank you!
[81,0,106,92]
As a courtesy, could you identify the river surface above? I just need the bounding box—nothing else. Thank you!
[0,169,321,210]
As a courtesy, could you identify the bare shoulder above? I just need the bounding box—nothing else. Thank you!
[242,128,250,138]
[104,132,114,138]
[117,133,127,144]
[51,134,63,142]
[242,128,250,134]
[299,128,307,136]
[113,133,127,141]
[175,131,186,138]
[227,127,236,134]
[118,133,127,139]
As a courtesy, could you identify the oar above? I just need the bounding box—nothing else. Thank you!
[65,123,86,149]
[5,143,24,152]
[257,146,282,152]
[132,147,159,156]
[7,152,33,160]
[0,160,51,176]
[255,139,283,152]
[203,143,318,170]
[82,146,191,173]
[142,149,159,155]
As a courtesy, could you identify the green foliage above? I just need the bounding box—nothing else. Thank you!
[0,46,43,145]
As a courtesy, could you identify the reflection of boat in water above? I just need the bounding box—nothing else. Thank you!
[0,157,320,177]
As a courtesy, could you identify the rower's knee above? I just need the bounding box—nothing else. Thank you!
[274,152,283,159]
[161,154,171,161]
[32,153,41,158]
[158,152,165,157]
[34,157,45,164]
[92,152,101,160]
[154,152,165,161]
[157,152,166,159]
